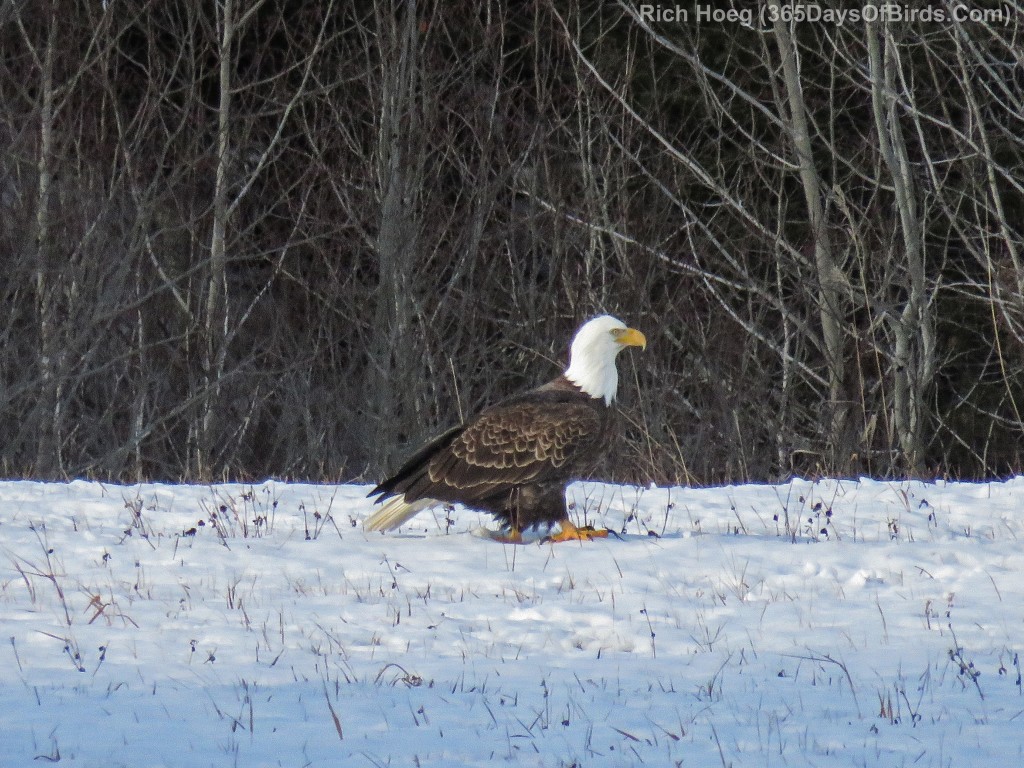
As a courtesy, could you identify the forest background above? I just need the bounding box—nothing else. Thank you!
[2,0,1022,484]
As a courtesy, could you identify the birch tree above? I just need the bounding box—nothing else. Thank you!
[770,0,853,471]
[866,12,934,475]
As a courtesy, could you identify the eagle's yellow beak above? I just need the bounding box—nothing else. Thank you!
[614,327,647,350]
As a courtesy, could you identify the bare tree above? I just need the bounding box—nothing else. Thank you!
[0,1,1021,482]
[866,12,935,475]
[367,0,426,467]
[770,0,853,471]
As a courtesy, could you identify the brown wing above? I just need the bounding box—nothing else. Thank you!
[377,394,608,505]
[429,400,603,496]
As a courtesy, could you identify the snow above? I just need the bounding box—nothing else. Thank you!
[2,477,1024,766]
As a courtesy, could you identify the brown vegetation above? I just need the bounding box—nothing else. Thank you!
[2,1,1021,483]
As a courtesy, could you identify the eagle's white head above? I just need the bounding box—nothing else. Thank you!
[564,315,646,405]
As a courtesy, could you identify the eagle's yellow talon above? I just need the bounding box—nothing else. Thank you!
[543,520,609,543]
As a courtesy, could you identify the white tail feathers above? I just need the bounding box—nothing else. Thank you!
[363,495,438,532]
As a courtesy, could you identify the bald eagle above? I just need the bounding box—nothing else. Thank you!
[363,315,646,543]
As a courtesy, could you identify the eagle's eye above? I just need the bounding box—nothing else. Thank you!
[610,328,626,338]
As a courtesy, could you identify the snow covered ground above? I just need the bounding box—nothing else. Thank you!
[2,477,1023,767]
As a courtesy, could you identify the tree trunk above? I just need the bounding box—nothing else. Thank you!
[370,0,423,469]
[770,1,852,472]
[866,13,933,475]
[197,0,236,479]
[33,3,62,477]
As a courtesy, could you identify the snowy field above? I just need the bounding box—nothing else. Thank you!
[2,478,1024,767]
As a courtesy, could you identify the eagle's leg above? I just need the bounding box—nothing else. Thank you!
[487,527,524,544]
[544,519,609,543]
